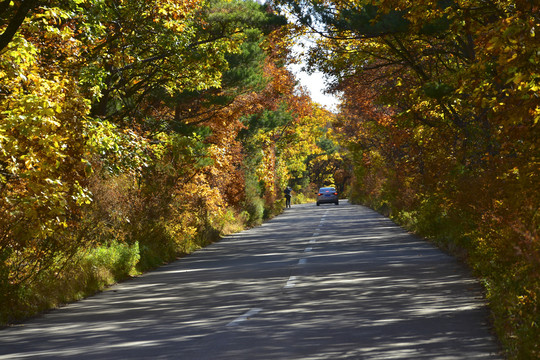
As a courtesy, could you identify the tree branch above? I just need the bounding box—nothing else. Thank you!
[0,0,39,53]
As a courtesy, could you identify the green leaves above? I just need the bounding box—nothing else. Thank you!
[338,5,409,37]
[422,82,454,99]
[84,118,150,176]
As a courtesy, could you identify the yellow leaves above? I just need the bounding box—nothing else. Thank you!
[255,144,276,190]
[507,52,518,63]
[533,106,540,125]
[1,34,93,248]
[170,172,227,237]
[150,0,205,30]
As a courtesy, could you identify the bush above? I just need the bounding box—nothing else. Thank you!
[245,196,265,226]
[134,221,178,271]
[86,241,140,280]
[292,193,312,204]
[219,209,247,235]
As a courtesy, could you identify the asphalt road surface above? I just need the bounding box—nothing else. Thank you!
[0,201,502,359]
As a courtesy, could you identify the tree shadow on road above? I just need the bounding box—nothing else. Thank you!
[0,202,501,359]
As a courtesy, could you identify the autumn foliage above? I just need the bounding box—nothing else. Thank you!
[3,0,535,357]
[0,0,334,324]
[281,0,538,357]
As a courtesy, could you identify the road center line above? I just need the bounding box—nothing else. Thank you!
[284,276,297,288]
[226,308,263,327]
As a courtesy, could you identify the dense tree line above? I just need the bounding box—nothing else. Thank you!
[3,0,537,357]
[278,0,538,357]
[0,0,342,324]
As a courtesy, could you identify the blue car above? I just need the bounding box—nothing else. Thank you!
[317,187,339,206]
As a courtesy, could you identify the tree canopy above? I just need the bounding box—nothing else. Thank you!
[0,0,336,324]
[278,0,539,357]
[1,0,538,357]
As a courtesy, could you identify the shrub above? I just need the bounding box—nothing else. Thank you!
[85,241,140,280]
[245,196,265,226]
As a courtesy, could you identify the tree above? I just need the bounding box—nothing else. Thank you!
[0,0,295,320]
[278,0,539,357]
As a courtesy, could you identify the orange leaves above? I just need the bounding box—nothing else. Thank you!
[318,1,539,356]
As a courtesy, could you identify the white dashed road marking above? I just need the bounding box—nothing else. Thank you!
[226,308,263,327]
[284,276,297,289]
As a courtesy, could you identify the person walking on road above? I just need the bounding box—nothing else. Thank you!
[284,186,292,208]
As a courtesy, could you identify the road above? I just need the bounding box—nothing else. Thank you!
[0,201,501,359]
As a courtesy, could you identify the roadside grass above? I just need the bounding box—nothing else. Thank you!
[1,191,316,327]
[1,241,140,325]
[0,207,250,326]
